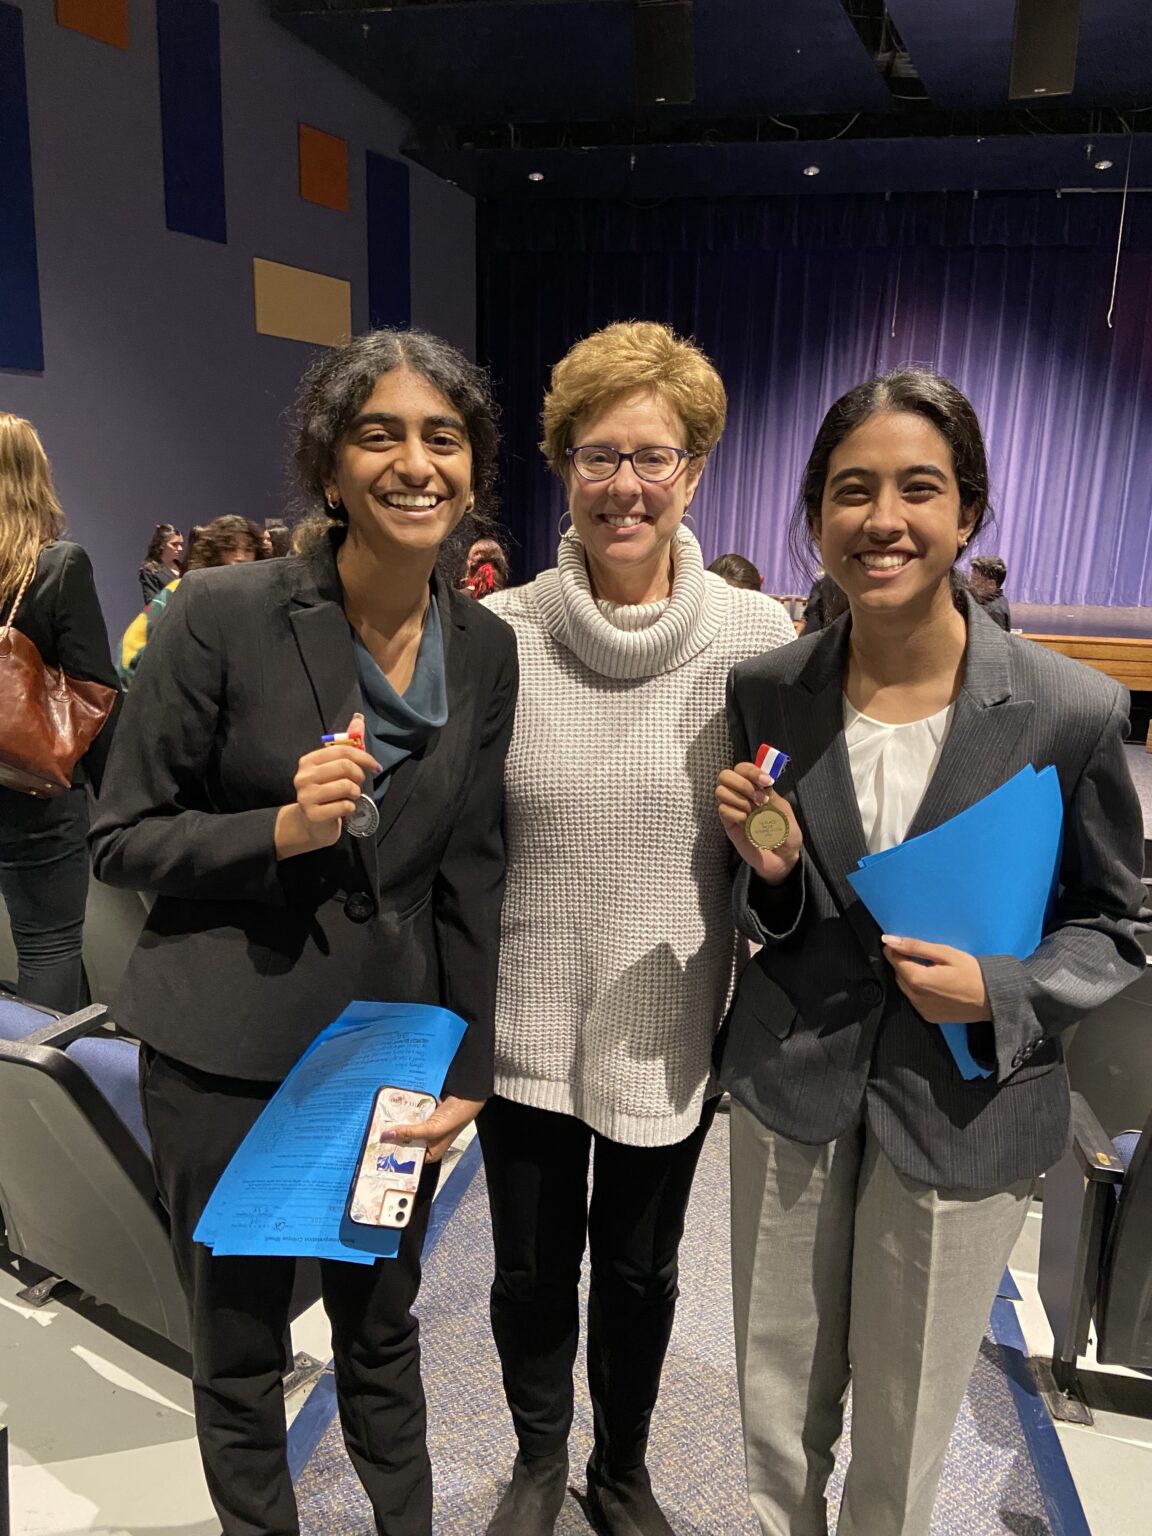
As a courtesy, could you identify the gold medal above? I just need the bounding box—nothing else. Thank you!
[745,802,789,852]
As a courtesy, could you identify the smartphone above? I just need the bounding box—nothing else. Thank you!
[347,1087,438,1229]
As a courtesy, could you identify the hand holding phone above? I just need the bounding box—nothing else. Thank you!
[348,1086,438,1229]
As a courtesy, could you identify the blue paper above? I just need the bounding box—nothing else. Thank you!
[847,766,1063,1080]
[194,1003,466,1261]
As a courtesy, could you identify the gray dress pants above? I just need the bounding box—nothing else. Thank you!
[729,1101,1033,1536]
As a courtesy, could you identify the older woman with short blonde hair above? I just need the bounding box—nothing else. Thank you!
[479,321,796,1536]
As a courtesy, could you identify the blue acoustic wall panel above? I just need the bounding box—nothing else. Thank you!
[156,0,226,243]
[367,151,411,330]
[0,2,44,371]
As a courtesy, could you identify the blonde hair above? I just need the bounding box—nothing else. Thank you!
[540,321,727,474]
[0,415,65,612]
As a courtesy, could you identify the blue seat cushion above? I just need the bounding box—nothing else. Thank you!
[0,995,54,1041]
[67,1036,149,1154]
[0,995,149,1154]
[1113,1131,1141,1175]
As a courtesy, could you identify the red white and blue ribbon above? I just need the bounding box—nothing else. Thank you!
[755,743,790,785]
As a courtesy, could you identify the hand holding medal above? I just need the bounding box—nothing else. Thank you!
[321,726,380,839]
[715,742,802,886]
[273,712,383,860]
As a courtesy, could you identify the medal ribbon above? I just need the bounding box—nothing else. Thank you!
[755,743,790,785]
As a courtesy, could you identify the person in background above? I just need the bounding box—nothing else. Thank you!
[139,523,184,603]
[708,552,762,590]
[799,568,849,633]
[715,368,1147,1536]
[0,415,119,1011]
[461,535,510,599]
[480,321,795,1536]
[118,515,266,686]
[968,553,1011,631]
[90,328,517,1536]
[265,519,292,558]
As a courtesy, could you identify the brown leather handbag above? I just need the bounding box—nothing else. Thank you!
[0,564,118,797]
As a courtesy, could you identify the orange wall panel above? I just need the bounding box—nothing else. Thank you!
[299,123,350,213]
[56,0,129,49]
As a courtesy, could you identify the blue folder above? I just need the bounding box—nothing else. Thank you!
[194,1002,466,1262]
[847,765,1063,1080]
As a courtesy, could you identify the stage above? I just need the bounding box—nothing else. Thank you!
[1014,606,1152,713]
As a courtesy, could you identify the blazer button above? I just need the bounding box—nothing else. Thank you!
[861,979,884,1007]
[345,892,376,924]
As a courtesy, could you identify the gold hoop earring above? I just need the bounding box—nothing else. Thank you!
[326,492,339,511]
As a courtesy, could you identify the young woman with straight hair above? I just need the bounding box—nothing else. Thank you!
[715,369,1147,1536]
[0,414,118,1010]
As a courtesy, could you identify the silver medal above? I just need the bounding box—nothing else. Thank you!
[346,794,380,839]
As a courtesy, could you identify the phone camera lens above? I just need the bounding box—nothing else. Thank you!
[398,1198,409,1208]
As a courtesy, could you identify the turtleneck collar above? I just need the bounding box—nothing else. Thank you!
[534,525,730,679]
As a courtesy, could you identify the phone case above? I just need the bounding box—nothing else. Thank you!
[348,1087,438,1229]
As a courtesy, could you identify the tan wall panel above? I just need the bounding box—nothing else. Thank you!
[253,258,351,348]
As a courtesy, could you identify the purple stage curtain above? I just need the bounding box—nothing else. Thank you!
[479,193,1152,607]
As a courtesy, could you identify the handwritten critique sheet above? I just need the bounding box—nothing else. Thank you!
[195,1002,466,1262]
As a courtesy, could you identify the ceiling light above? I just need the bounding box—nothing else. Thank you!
[803,165,820,177]
[1094,159,1114,170]
[528,171,544,183]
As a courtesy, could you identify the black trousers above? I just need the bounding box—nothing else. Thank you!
[477,1094,717,1472]
[0,785,90,1012]
[140,1047,441,1536]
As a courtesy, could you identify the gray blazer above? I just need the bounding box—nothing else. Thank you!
[716,597,1148,1190]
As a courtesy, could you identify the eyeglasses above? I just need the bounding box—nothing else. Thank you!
[566,444,691,483]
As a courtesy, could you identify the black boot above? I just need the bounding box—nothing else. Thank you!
[485,1447,570,1535]
[585,1457,675,1536]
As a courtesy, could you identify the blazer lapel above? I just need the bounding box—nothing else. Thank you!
[780,600,1034,946]
[372,573,466,846]
[287,541,361,733]
[903,598,1034,840]
[779,619,871,916]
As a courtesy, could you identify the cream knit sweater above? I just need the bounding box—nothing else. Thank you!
[484,528,797,1146]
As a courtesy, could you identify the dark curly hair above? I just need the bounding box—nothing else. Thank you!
[292,330,501,562]
[788,368,995,584]
[185,515,265,570]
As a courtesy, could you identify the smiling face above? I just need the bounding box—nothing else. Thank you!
[813,410,977,620]
[565,389,704,599]
[325,367,473,557]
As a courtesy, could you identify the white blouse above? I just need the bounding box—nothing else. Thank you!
[844,698,955,855]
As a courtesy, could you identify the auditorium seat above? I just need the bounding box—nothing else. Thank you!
[1037,1089,1152,1412]
[0,996,319,1366]
[1064,946,1152,1136]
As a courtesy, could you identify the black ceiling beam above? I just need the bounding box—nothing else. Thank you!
[273,0,624,14]
[432,104,1143,155]
[838,1,928,104]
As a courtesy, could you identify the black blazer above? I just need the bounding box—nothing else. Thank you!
[7,540,120,792]
[140,560,179,605]
[89,538,518,1098]
[716,598,1148,1191]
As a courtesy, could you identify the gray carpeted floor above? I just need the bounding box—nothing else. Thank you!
[294,1116,1065,1534]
